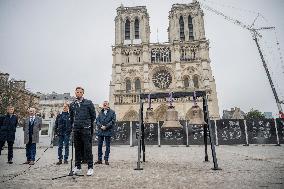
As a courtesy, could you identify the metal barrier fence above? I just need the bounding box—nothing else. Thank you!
[52,118,284,146]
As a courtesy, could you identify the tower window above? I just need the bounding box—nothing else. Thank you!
[179,16,185,41]
[193,75,199,88]
[184,77,189,88]
[126,79,131,92]
[135,18,140,39]
[135,78,141,92]
[125,19,130,40]
[188,15,194,41]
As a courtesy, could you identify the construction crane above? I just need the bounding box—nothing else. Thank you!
[199,0,284,115]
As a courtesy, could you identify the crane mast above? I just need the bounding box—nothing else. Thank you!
[199,0,284,114]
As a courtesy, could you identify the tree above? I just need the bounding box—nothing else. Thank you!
[0,76,39,120]
[245,108,265,120]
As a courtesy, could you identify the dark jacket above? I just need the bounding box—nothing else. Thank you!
[69,98,96,132]
[96,108,116,137]
[54,112,72,136]
[0,114,18,141]
[23,116,42,144]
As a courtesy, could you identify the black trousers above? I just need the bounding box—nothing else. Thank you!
[74,128,93,169]
[0,140,14,161]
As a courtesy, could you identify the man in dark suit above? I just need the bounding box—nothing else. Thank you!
[0,106,18,164]
[95,101,116,165]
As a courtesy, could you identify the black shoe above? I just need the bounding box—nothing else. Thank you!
[7,160,13,164]
[56,160,62,165]
[64,160,68,164]
[94,160,102,165]
[105,161,109,165]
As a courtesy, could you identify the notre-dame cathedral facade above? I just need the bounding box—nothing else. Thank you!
[109,1,220,121]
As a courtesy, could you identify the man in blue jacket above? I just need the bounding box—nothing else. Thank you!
[0,106,18,164]
[95,101,116,165]
[54,103,72,165]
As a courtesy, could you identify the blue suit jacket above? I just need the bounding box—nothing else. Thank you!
[96,108,116,137]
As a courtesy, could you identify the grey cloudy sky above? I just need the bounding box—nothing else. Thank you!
[0,0,283,117]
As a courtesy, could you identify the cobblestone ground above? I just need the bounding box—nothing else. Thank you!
[0,145,284,189]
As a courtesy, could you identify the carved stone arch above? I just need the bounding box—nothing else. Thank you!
[123,16,131,22]
[154,104,168,121]
[183,66,197,75]
[122,110,139,121]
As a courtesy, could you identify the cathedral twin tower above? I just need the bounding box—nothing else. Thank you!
[109,1,220,121]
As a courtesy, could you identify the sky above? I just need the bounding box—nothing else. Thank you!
[0,0,283,117]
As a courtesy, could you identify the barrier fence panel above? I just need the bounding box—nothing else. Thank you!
[216,119,246,145]
[246,119,277,144]
[131,121,140,146]
[143,123,159,145]
[50,118,283,146]
[276,118,284,144]
[111,121,131,145]
[160,121,187,145]
[187,120,215,145]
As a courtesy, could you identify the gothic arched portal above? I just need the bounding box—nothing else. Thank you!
[154,104,168,121]
[122,110,139,121]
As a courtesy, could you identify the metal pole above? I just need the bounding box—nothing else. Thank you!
[203,98,209,162]
[274,119,281,146]
[204,96,221,170]
[142,119,145,162]
[134,97,143,170]
[130,121,133,147]
[186,121,189,147]
[214,120,218,146]
[253,35,283,113]
[243,120,249,146]
[158,121,161,147]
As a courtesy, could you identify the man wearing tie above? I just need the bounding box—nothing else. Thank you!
[23,107,42,165]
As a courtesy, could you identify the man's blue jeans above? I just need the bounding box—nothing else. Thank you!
[98,136,111,161]
[26,142,36,161]
[58,134,70,160]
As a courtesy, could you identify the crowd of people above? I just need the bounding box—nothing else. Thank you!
[0,86,116,176]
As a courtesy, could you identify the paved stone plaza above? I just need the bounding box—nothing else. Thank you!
[0,145,284,189]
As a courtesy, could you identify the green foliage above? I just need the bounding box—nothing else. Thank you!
[245,108,265,120]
